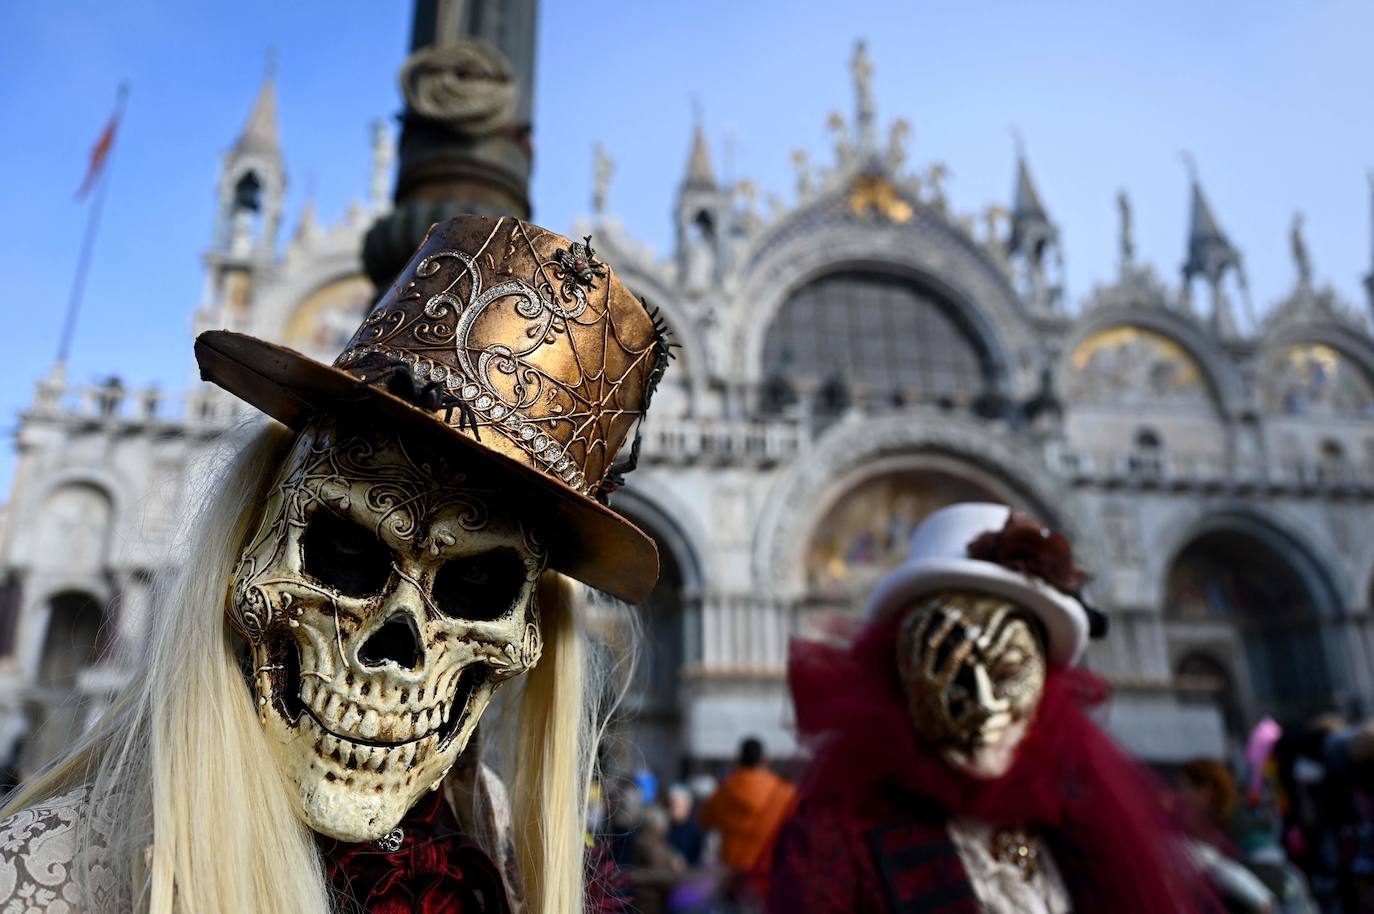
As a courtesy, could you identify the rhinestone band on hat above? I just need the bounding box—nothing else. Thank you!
[337,345,589,493]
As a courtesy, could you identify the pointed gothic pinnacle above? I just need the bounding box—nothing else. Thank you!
[684,119,715,190]
[234,58,281,162]
[851,40,876,152]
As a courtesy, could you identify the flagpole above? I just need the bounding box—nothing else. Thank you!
[57,82,128,367]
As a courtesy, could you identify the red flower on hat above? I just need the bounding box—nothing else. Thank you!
[966,511,1086,594]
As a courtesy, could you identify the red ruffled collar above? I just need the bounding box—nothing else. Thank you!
[317,790,510,914]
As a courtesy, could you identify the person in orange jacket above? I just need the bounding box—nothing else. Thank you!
[700,737,797,904]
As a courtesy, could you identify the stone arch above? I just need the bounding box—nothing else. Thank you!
[1161,508,1346,724]
[1059,307,1241,417]
[1261,321,1374,384]
[277,270,376,362]
[251,253,366,348]
[30,481,116,574]
[607,484,707,780]
[755,412,1089,599]
[1255,326,1374,419]
[758,269,998,413]
[728,199,1038,395]
[20,589,110,773]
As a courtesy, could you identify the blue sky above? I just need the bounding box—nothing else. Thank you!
[2,1,1372,494]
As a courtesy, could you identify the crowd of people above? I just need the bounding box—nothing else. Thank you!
[593,738,796,914]
[594,713,1374,914]
[1174,715,1374,914]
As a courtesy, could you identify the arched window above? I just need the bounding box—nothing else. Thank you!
[1135,428,1163,450]
[689,210,715,246]
[761,272,988,410]
[1130,427,1164,476]
[233,171,263,212]
[1318,439,1346,481]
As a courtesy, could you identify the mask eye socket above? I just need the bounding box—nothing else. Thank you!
[300,511,393,597]
[433,548,529,621]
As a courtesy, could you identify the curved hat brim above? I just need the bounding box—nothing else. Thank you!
[866,557,1090,667]
[195,330,659,604]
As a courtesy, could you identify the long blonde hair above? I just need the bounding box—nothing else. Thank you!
[2,422,616,914]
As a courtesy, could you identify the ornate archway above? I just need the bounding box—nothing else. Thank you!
[1165,522,1343,726]
[20,590,109,774]
[805,467,1002,611]
[605,486,705,782]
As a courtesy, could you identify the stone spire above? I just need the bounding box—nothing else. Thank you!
[362,0,539,289]
[1180,156,1249,335]
[293,194,319,244]
[211,52,286,260]
[1006,140,1063,313]
[233,53,281,164]
[684,121,716,190]
[1008,153,1051,257]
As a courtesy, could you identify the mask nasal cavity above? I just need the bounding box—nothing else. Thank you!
[359,613,422,670]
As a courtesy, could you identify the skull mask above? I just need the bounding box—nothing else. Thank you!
[230,416,546,841]
[897,591,1047,779]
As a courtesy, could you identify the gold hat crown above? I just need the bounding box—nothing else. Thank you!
[197,214,673,602]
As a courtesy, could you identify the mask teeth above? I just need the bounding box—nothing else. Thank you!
[339,704,362,732]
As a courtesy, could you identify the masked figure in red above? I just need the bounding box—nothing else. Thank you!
[771,502,1216,914]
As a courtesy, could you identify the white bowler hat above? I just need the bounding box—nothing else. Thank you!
[866,502,1096,666]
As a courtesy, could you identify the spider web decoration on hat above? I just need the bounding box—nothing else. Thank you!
[335,219,665,501]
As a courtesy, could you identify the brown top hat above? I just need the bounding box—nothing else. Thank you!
[196,215,671,603]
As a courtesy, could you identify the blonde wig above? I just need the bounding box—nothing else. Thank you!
[2,421,620,914]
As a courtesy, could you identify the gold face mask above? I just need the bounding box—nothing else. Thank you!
[897,591,1047,778]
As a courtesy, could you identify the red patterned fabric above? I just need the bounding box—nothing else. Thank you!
[319,790,511,914]
[772,616,1220,914]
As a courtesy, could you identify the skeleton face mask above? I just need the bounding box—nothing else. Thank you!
[897,591,1047,779]
[230,416,546,842]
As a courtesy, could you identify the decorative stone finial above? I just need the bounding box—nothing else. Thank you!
[592,143,614,216]
[1117,189,1135,267]
[1291,211,1313,287]
[851,40,876,152]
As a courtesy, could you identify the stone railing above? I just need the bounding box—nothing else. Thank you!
[26,376,246,431]
[1052,445,1374,495]
[639,418,803,467]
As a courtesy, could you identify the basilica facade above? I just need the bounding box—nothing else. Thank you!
[4,43,1374,780]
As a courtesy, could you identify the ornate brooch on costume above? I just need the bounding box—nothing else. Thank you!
[990,827,1042,882]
